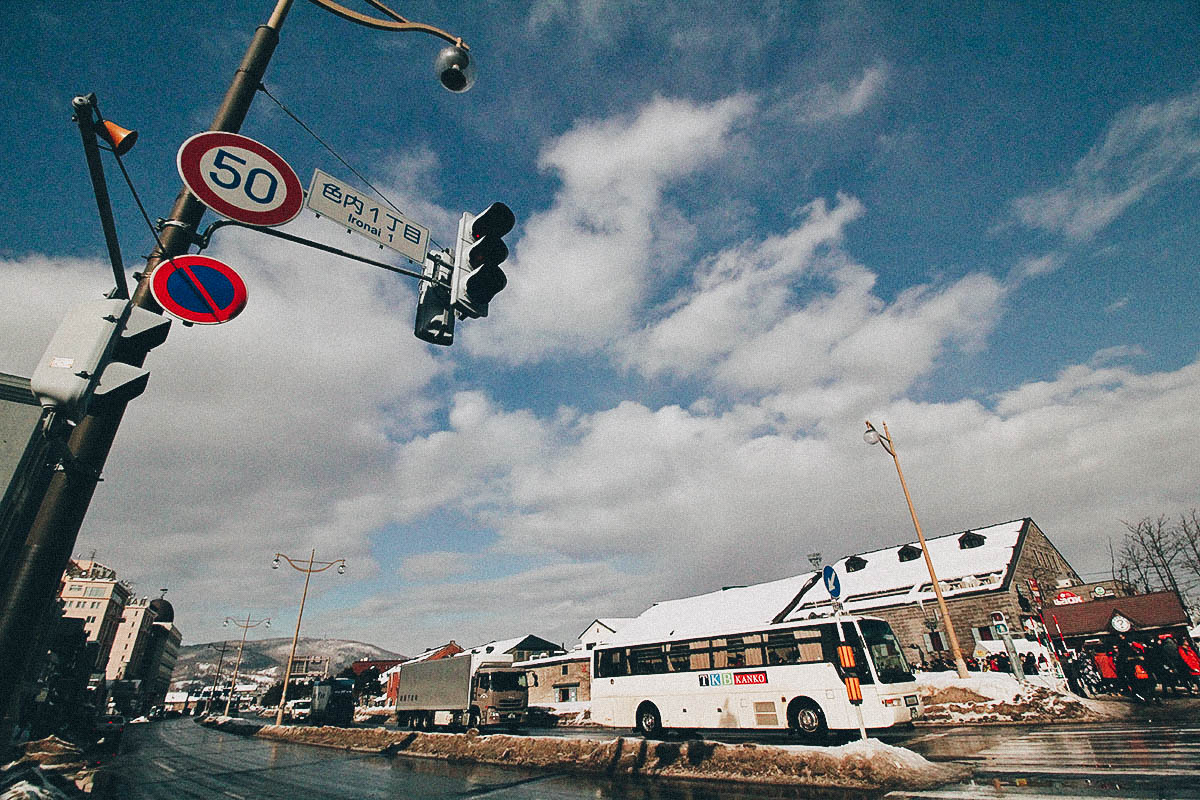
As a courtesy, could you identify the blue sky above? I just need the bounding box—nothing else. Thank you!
[2,1,1198,654]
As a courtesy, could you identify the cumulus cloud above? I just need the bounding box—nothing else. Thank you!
[1011,83,1200,241]
[464,94,756,362]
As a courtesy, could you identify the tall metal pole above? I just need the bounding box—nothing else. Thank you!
[276,549,315,725]
[205,642,229,716]
[223,612,268,716]
[0,0,295,725]
[881,422,970,679]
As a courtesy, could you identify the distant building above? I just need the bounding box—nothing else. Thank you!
[520,620,631,707]
[1046,590,1194,651]
[58,560,132,669]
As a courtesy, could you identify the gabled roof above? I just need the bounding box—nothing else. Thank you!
[780,518,1029,620]
[604,519,1035,647]
[578,618,635,639]
[466,634,562,657]
[1046,591,1189,637]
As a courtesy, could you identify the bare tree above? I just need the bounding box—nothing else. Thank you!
[1114,511,1200,612]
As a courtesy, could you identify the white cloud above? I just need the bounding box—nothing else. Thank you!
[791,65,888,123]
[463,94,756,362]
[624,194,1006,402]
[1011,83,1200,241]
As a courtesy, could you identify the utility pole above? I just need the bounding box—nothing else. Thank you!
[0,0,473,725]
[0,0,294,725]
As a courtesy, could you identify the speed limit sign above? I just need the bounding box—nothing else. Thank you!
[177,132,304,227]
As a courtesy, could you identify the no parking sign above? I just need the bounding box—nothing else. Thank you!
[150,255,247,324]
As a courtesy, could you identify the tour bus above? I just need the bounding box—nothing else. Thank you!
[590,614,921,739]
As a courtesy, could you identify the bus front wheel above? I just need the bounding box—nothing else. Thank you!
[636,702,663,738]
[787,698,827,741]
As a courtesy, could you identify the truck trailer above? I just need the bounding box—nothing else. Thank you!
[394,652,527,730]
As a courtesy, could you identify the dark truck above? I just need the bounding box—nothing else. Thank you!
[309,677,355,726]
[394,653,527,730]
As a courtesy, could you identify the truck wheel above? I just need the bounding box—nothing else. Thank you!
[636,702,663,738]
[468,709,480,729]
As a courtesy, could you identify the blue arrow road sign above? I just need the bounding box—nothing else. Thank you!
[823,565,841,600]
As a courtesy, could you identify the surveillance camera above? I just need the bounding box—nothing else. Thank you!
[435,45,474,93]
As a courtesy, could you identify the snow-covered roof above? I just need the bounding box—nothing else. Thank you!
[605,519,1031,648]
[604,573,819,647]
[513,647,589,668]
[781,519,1028,621]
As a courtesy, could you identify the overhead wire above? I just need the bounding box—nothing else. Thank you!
[256,82,446,258]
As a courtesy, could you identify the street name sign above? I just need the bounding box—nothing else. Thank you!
[177,132,304,227]
[306,168,430,264]
[150,255,248,325]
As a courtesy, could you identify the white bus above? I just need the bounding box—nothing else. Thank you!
[590,614,921,739]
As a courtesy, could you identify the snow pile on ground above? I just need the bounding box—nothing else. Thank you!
[913,672,1112,724]
[531,701,594,726]
[247,724,969,791]
[0,736,103,798]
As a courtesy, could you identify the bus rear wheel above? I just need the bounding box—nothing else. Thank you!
[636,702,663,739]
[787,698,827,741]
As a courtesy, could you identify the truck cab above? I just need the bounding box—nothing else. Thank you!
[471,665,527,727]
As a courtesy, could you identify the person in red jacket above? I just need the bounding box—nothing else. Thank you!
[1093,649,1118,694]
[1178,639,1200,695]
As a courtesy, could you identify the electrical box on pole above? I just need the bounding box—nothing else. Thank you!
[450,202,514,319]
[30,299,170,425]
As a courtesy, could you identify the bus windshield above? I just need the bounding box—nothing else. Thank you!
[859,619,915,683]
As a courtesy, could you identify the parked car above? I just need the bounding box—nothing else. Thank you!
[95,714,126,739]
[285,699,311,721]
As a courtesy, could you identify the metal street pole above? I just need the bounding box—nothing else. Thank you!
[0,0,468,726]
[276,549,314,726]
[0,0,294,725]
[271,549,345,724]
[223,613,270,716]
[865,421,970,679]
[205,641,230,716]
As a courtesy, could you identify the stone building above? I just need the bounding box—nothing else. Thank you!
[783,518,1082,663]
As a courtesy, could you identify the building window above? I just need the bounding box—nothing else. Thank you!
[845,556,867,572]
[898,545,922,563]
[958,532,986,549]
[561,665,569,676]
[556,685,578,702]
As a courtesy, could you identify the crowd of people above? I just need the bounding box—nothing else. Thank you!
[1065,634,1200,703]
[912,633,1200,705]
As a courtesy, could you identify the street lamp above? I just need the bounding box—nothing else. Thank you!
[863,420,970,679]
[222,613,271,716]
[272,550,346,725]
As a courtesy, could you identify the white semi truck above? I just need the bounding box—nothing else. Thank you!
[394,651,528,730]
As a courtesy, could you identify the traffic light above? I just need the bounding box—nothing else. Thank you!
[990,611,1009,635]
[451,202,514,319]
[31,298,170,425]
[414,254,455,346]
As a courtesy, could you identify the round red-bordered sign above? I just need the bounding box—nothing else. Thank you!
[150,255,248,325]
[177,132,303,227]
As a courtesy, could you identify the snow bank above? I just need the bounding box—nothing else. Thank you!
[913,672,1111,724]
[248,724,968,791]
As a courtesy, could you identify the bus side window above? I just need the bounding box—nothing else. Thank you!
[631,645,667,675]
[689,640,711,671]
[710,638,729,669]
[666,644,690,672]
[767,632,798,665]
[794,630,825,663]
[741,634,765,667]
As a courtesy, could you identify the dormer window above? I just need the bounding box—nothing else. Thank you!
[958,532,986,549]
[898,544,922,563]
[845,556,868,573]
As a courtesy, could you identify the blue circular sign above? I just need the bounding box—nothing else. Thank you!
[823,565,842,600]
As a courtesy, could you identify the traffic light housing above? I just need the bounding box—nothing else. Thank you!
[31,299,170,424]
[451,202,514,319]
[414,254,455,346]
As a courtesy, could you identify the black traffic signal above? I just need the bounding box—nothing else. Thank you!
[414,253,455,345]
[451,202,514,319]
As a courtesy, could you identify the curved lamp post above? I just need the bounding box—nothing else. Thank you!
[864,421,970,679]
[203,641,232,715]
[222,613,272,716]
[272,550,346,725]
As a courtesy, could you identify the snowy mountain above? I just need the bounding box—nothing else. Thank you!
[171,637,404,687]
